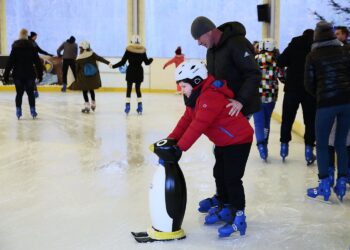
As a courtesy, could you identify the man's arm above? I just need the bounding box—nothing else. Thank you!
[304,54,316,97]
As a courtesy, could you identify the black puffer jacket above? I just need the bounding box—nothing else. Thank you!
[3,39,43,81]
[277,33,313,92]
[207,22,261,116]
[304,43,350,108]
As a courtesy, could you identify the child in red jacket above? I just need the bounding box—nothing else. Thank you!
[163,46,185,94]
[167,61,253,237]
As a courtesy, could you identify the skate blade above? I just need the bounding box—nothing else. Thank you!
[306,195,332,204]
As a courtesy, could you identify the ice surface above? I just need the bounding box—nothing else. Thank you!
[0,92,349,250]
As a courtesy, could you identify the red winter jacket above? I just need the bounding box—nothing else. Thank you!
[168,75,253,151]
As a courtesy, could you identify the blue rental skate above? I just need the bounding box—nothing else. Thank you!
[61,84,67,92]
[16,107,22,120]
[136,102,143,115]
[305,145,316,166]
[257,143,268,161]
[218,210,247,237]
[307,177,331,203]
[280,143,288,162]
[124,103,130,115]
[204,204,233,225]
[333,177,347,201]
[198,195,219,213]
[30,106,37,119]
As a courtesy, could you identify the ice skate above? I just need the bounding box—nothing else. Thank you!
[136,102,143,115]
[16,107,22,120]
[124,103,130,115]
[333,177,347,201]
[280,143,288,162]
[218,210,247,237]
[30,106,37,119]
[305,145,316,166]
[61,84,67,92]
[91,101,96,111]
[198,194,219,213]
[81,102,90,113]
[257,143,268,161]
[204,204,233,225]
[307,177,332,204]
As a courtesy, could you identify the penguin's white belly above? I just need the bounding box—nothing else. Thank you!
[149,166,173,232]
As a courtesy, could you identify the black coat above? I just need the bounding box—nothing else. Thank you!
[304,42,350,108]
[113,44,153,83]
[207,22,261,116]
[3,39,43,81]
[277,34,313,92]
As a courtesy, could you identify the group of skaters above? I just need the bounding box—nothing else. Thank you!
[2,16,350,239]
[3,30,153,117]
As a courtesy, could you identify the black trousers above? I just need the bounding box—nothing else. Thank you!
[126,82,142,99]
[14,79,35,108]
[83,90,95,102]
[213,143,252,210]
[62,59,76,85]
[280,91,316,146]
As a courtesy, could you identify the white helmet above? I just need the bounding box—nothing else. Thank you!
[258,38,275,52]
[131,34,141,44]
[175,61,208,86]
[79,40,90,50]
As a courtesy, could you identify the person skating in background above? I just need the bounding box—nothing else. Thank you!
[253,38,283,161]
[190,16,260,214]
[3,28,43,119]
[163,46,185,94]
[277,29,316,165]
[305,21,350,202]
[57,36,78,92]
[166,61,253,237]
[28,31,53,57]
[335,26,349,45]
[112,35,153,115]
[68,41,111,113]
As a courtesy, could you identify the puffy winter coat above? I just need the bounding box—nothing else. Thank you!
[4,39,43,81]
[168,75,253,151]
[112,44,153,83]
[163,54,185,69]
[68,50,110,91]
[207,22,261,116]
[304,42,350,108]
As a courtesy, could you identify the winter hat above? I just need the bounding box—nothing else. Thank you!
[175,46,182,55]
[191,16,216,39]
[79,40,90,50]
[314,21,336,42]
[29,31,37,38]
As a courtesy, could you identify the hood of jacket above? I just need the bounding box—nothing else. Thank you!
[216,22,246,48]
[200,74,234,99]
[76,50,94,60]
[126,44,146,54]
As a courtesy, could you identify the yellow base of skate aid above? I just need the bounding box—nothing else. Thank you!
[147,227,186,240]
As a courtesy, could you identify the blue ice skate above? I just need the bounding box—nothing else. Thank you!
[218,210,246,237]
[204,204,233,225]
[136,102,143,115]
[305,145,316,166]
[334,177,347,201]
[16,107,22,120]
[328,167,335,187]
[61,84,67,92]
[280,143,288,162]
[124,103,130,115]
[257,143,268,161]
[307,177,331,202]
[198,195,219,213]
[30,107,37,119]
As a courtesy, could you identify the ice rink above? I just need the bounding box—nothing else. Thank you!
[0,91,349,250]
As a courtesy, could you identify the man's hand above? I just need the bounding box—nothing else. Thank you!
[226,99,243,117]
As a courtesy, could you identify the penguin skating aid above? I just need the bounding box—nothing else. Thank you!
[131,139,187,243]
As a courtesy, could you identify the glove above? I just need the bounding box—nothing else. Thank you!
[108,63,113,69]
[34,90,39,98]
[149,58,153,64]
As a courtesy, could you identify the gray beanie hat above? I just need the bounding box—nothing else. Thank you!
[314,21,336,42]
[191,16,216,39]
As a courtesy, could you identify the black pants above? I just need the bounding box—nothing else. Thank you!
[83,90,95,102]
[14,79,35,108]
[126,82,142,99]
[62,59,76,85]
[213,143,252,210]
[280,91,316,146]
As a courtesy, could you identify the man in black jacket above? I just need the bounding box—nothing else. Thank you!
[28,31,53,57]
[3,28,43,119]
[190,16,260,238]
[277,29,316,165]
